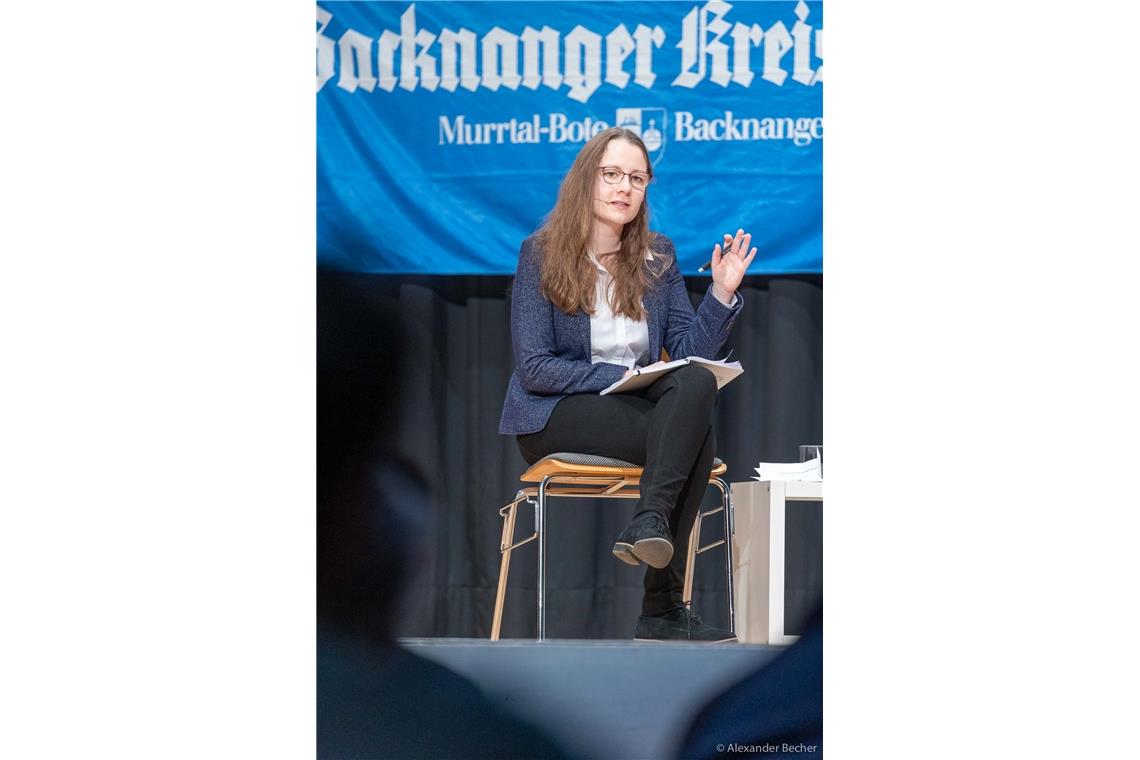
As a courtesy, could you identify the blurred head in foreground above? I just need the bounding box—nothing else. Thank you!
[316,272,570,758]
[317,273,424,646]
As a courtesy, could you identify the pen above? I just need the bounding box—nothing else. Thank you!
[697,235,735,272]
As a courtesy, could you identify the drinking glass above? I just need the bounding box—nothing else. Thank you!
[798,444,822,478]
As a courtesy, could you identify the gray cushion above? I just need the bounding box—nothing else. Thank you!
[540,453,723,469]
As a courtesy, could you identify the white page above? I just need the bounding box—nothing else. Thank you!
[599,356,742,395]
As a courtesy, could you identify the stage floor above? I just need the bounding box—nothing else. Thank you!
[401,638,788,759]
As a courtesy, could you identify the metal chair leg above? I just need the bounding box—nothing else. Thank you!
[712,477,735,634]
[536,476,550,642]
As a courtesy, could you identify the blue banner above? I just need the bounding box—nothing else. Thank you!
[317,1,822,274]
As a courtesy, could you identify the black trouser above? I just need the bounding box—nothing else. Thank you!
[516,365,719,616]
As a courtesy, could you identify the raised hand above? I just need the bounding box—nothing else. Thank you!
[710,228,758,302]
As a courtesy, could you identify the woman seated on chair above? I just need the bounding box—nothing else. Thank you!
[498,127,757,642]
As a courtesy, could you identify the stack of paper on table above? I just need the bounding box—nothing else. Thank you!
[752,458,822,482]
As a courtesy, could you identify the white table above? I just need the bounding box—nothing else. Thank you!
[730,480,823,645]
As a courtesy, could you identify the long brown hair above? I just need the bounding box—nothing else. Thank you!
[535,127,667,319]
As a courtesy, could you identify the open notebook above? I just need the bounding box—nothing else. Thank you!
[600,356,743,395]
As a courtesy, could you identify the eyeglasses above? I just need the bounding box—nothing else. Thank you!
[598,165,651,191]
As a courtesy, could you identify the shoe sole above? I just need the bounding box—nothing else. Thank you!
[613,537,674,569]
[612,542,641,566]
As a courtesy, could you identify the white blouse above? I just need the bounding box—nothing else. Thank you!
[587,249,652,370]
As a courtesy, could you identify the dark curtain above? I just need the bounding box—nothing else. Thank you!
[318,272,822,639]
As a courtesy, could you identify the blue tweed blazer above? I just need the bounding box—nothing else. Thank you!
[498,233,743,436]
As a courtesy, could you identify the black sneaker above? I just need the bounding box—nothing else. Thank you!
[634,607,737,642]
[612,512,673,569]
